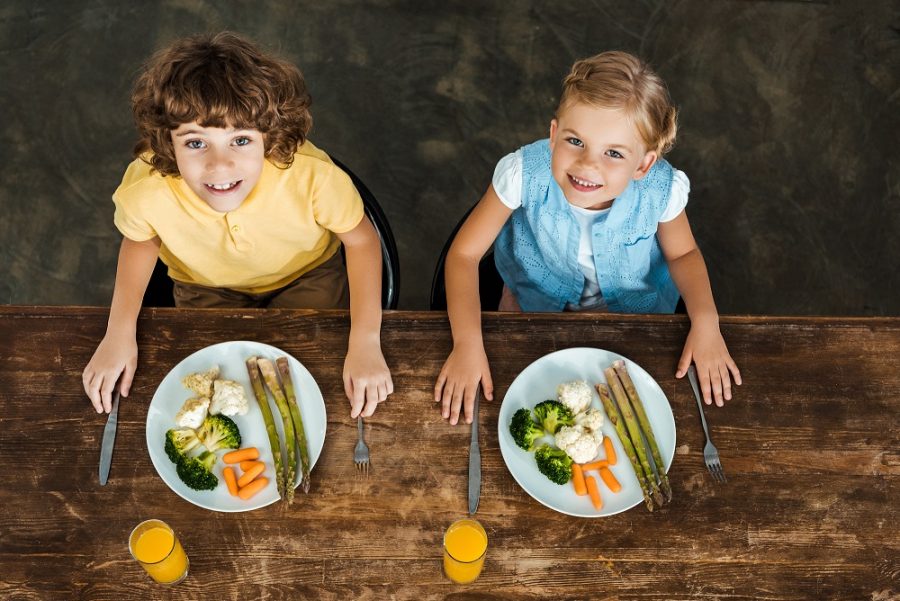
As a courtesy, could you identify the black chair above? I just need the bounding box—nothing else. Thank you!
[429,204,504,311]
[142,157,400,309]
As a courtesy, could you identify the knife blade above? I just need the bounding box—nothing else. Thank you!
[98,389,121,486]
[468,386,481,515]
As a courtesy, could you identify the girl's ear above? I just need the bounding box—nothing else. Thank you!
[632,150,658,180]
[549,118,558,151]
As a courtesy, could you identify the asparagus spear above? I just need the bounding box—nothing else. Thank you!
[246,356,285,500]
[276,356,311,494]
[604,367,665,508]
[614,360,673,503]
[596,383,655,511]
[258,357,297,504]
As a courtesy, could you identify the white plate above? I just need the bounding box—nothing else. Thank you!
[497,347,675,517]
[146,341,326,512]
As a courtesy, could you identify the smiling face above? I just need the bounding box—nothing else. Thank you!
[170,123,266,212]
[549,102,658,210]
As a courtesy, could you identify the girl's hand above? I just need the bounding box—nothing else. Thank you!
[343,339,393,418]
[83,330,138,413]
[675,321,742,406]
[434,342,494,425]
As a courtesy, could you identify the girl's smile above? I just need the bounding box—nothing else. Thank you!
[171,122,265,212]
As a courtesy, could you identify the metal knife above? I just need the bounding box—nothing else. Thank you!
[468,386,482,515]
[98,389,121,486]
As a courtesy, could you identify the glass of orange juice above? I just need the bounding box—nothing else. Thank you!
[128,519,189,584]
[443,518,487,584]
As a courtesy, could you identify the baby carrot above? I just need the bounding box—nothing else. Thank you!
[599,467,622,493]
[240,460,263,472]
[584,474,603,510]
[580,460,608,472]
[238,476,269,500]
[223,447,259,464]
[237,462,266,488]
[223,466,239,496]
[602,436,617,465]
[572,463,587,496]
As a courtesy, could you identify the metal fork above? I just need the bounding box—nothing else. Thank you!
[354,416,370,476]
[687,365,726,483]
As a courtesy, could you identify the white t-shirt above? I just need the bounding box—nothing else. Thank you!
[491,149,690,310]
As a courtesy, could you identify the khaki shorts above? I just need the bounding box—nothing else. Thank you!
[173,250,350,309]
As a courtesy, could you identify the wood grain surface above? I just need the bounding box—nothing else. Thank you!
[0,307,897,600]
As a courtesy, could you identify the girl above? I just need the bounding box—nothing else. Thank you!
[83,32,392,419]
[434,51,741,425]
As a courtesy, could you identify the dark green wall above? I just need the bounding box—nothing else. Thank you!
[2,1,898,313]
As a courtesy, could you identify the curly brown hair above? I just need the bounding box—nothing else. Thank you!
[131,31,312,176]
[559,51,677,156]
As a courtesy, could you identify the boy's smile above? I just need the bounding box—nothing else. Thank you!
[548,103,656,210]
[171,122,266,212]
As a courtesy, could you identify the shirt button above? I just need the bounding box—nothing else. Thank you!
[231,225,240,232]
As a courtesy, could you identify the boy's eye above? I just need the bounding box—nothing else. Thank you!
[606,149,624,159]
[566,137,584,148]
[234,136,251,146]
[185,140,205,150]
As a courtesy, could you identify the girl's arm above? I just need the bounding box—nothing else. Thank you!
[435,185,513,424]
[83,236,160,412]
[336,216,393,418]
[657,211,741,406]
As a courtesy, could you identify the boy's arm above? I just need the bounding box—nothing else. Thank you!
[336,216,393,418]
[435,185,513,424]
[657,211,741,405]
[83,236,160,412]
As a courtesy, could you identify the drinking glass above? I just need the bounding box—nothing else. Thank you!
[443,518,487,584]
[128,519,189,584]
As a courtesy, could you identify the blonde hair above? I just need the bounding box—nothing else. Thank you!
[131,32,312,176]
[559,51,677,155]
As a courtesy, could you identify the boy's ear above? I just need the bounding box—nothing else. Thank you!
[549,119,558,151]
[632,150,658,180]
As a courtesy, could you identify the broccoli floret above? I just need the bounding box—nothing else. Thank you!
[533,400,575,435]
[164,427,203,464]
[534,444,574,485]
[175,450,218,491]
[196,414,241,453]
[510,408,545,451]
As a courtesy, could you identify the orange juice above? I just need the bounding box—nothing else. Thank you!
[443,518,487,583]
[129,520,189,584]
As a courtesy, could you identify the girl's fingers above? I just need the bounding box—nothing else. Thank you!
[441,380,455,419]
[719,363,733,402]
[727,357,742,386]
[675,348,692,379]
[120,363,136,398]
[700,368,713,405]
[710,368,724,407]
[434,372,447,403]
[450,384,465,425]
[481,369,494,401]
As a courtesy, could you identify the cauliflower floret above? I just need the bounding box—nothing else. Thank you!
[181,365,220,398]
[209,379,249,416]
[575,407,605,442]
[555,425,602,463]
[557,380,593,415]
[175,396,210,429]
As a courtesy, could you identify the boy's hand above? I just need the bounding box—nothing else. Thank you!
[83,331,138,413]
[434,342,494,425]
[675,321,742,406]
[343,339,393,419]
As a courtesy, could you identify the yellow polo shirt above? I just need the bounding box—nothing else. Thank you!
[112,141,364,293]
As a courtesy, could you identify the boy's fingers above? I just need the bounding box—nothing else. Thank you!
[463,388,475,424]
[441,381,455,419]
[450,386,464,425]
[711,370,724,406]
[728,359,742,385]
[434,373,446,403]
[120,365,135,398]
[100,377,116,413]
[720,364,733,401]
[482,371,494,401]
[700,369,713,405]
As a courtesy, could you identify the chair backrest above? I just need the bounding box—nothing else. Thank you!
[142,157,400,310]
[429,204,504,311]
[331,157,400,310]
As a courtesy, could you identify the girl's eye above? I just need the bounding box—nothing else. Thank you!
[566,137,584,148]
[185,140,205,150]
[607,149,624,159]
[234,136,251,146]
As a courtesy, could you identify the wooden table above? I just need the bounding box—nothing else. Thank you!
[1,307,897,600]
